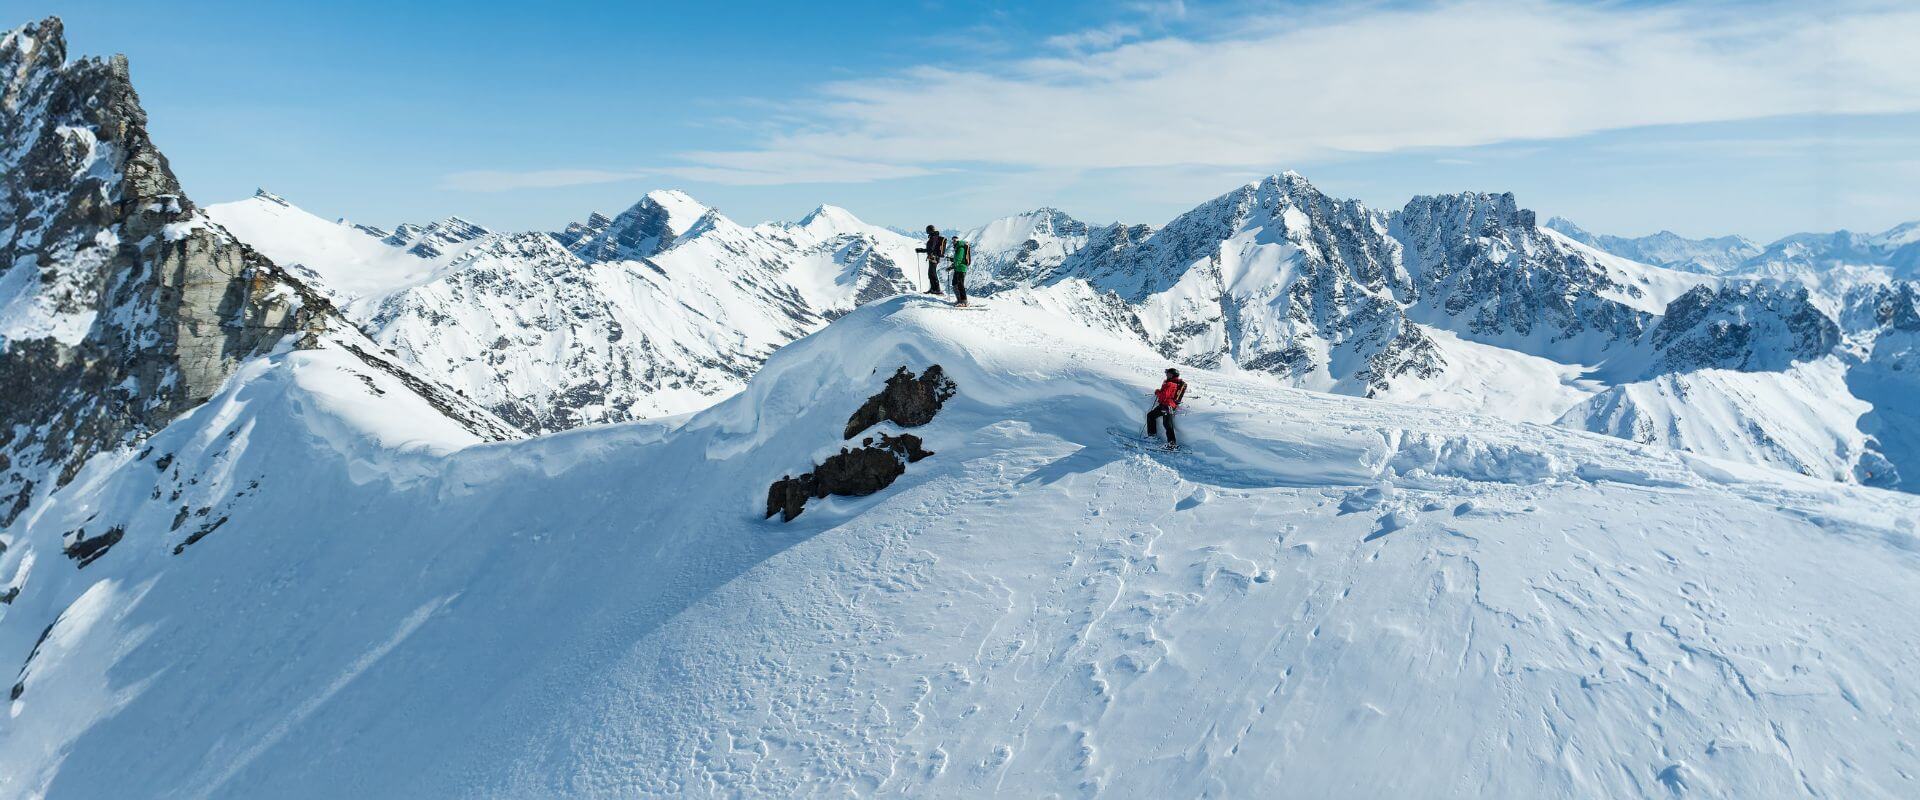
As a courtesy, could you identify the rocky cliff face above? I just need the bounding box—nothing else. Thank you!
[1025,173,1443,396]
[1648,282,1840,374]
[1396,192,1653,359]
[0,17,330,506]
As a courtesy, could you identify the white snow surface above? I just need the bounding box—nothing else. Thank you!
[205,192,451,313]
[1555,357,1880,484]
[2,297,1918,798]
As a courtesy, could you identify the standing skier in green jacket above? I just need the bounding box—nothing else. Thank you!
[950,236,972,307]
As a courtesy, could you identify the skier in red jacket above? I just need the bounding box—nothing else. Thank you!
[1147,368,1187,448]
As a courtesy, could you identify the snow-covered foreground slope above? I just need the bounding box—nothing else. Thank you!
[5,297,1918,798]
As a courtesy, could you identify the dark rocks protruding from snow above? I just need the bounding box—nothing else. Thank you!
[844,366,957,439]
[172,516,227,555]
[62,525,124,568]
[765,433,933,522]
[768,365,954,521]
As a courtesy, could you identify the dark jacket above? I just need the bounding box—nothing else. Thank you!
[917,231,946,263]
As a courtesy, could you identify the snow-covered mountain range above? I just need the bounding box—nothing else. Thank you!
[204,165,1920,493]
[6,15,1920,798]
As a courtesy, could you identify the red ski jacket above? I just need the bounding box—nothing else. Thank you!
[1154,378,1186,409]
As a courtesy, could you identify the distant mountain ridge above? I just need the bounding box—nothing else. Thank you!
[207,171,1919,491]
[1549,215,1920,279]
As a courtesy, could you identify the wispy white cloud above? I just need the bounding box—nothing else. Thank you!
[439,169,646,192]
[673,0,1920,185]
[1043,23,1141,52]
[653,152,939,186]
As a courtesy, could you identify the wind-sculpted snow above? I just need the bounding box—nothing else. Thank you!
[3,297,1920,798]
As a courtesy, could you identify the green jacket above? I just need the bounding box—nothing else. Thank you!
[951,239,972,273]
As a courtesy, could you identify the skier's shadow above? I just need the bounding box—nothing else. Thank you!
[1017,445,1122,487]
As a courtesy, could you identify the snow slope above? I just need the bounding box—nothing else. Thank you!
[214,190,923,429]
[205,190,443,307]
[4,297,1918,798]
[1555,357,1887,485]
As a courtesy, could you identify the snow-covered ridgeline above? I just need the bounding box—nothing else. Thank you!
[3,297,1919,796]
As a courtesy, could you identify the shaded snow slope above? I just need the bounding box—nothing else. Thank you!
[3,297,1918,798]
[1555,357,1889,486]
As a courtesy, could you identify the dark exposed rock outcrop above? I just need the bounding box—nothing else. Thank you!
[765,433,933,522]
[62,525,124,567]
[768,365,954,521]
[844,365,957,439]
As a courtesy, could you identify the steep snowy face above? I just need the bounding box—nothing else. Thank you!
[1648,281,1840,374]
[965,207,1094,286]
[220,187,919,428]
[1838,281,1920,490]
[562,189,709,263]
[1394,192,1658,361]
[1555,358,1889,486]
[756,204,922,315]
[205,190,442,306]
[1545,217,1761,274]
[0,17,331,496]
[365,216,825,431]
[1041,173,1441,396]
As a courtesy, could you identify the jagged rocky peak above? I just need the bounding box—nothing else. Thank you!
[0,16,331,492]
[551,211,613,248]
[383,215,491,258]
[1649,281,1840,374]
[967,207,1096,286]
[343,219,391,239]
[564,189,713,262]
[796,203,866,236]
[1394,189,1651,352]
[1401,189,1536,243]
[252,187,292,207]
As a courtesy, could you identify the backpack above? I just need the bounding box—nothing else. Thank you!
[951,239,972,272]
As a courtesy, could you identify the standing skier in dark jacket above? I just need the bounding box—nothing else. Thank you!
[1147,368,1186,448]
[914,225,945,295]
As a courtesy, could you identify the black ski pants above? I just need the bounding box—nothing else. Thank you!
[1147,404,1177,445]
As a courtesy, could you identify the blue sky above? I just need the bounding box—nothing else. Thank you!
[41,0,1920,241]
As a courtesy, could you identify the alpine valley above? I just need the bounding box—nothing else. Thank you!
[4,16,1919,800]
